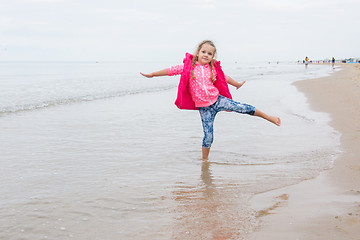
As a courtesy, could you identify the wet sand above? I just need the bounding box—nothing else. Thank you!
[250,64,360,239]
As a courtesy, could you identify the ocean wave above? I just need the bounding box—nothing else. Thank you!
[0,85,176,115]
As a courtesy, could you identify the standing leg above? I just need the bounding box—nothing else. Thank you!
[199,106,216,161]
[202,147,211,162]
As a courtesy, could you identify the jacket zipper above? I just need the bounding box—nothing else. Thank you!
[201,65,213,105]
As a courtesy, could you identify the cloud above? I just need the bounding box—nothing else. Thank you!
[24,0,63,2]
[200,4,216,9]
[0,0,359,61]
[248,0,357,16]
[200,0,217,8]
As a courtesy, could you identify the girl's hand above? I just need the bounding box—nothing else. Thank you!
[140,72,153,78]
[236,81,246,89]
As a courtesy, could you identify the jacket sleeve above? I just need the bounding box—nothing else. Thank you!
[167,64,184,76]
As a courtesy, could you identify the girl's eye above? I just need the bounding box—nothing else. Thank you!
[208,53,213,56]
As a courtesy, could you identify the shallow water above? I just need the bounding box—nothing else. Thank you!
[0,61,341,239]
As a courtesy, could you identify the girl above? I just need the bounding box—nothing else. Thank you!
[140,40,281,161]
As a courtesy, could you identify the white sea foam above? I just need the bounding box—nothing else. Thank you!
[0,61,178,114]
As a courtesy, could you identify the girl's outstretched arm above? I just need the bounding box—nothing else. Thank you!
[140,69,169,78]
[227,76,246,89]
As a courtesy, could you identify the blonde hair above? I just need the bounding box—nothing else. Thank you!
[191,40,217,82]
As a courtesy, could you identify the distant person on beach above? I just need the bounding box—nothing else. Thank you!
[305,56,309,68]
[140,40,281,161]
[332,57,335,68]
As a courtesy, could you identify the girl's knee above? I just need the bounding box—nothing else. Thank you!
[247,105,256,115]
[202,141,212,148]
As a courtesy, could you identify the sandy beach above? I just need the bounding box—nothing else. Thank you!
[250,64,360,239]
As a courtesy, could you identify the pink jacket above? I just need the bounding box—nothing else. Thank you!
[170,53,232,110]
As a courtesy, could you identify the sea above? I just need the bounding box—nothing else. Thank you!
[0,60,341,239]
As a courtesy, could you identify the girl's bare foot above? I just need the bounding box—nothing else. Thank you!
[202,147,210,161]
[268,115,281,126]
[254,109,281,126]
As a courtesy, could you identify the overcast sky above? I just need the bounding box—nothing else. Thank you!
[1,0,359,62]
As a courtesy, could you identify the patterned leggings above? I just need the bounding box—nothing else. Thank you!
[199,95,256,148]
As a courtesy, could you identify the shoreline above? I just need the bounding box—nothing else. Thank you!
[249,64,360,239]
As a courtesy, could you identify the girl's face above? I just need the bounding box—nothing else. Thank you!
[197,43,216,65]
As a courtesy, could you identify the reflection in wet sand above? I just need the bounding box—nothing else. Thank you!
[201,162,216,198]
[171,162,257,240]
